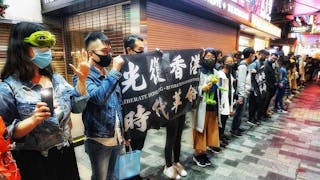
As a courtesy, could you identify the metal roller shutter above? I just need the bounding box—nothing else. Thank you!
[64,3,131,83]
[146,2,237,53]
[0,23,10,73]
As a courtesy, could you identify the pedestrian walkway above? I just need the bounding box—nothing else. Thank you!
[75,83,320,180]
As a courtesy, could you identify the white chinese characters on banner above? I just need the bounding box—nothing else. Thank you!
[124,104,151,132]
[190,54,200,75]
[185,85,197,103]
[150,57,166,85]
[171,88,182,113]
[170,55,187,80]
[121,62,147,93]
[152,97,169,120]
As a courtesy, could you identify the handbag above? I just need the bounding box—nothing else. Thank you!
[114,146,141,180]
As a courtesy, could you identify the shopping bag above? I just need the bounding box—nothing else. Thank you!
[114,147,141,180]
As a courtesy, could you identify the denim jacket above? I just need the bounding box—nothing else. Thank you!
[73,65,123,139]
[0,74,89,156]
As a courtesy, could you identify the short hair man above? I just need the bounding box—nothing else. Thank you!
[75,32,125,180]
[231,47,255,136]
[123,34,145,54]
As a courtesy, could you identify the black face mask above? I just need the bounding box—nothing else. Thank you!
[133,50,144,54]
[93,51,112,67]
[226,63,234,71]
[201,58,215,70]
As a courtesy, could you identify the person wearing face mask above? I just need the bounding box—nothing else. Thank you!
[262,53,278,119]
[217,55,235,147]
[0,22,90,180]
[193,48,221,168]
[123,34,145,54]
[248,49,268,125]
[122,35,147,180]
[75,32,125,180]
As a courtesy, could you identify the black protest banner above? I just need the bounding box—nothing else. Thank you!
[120,49,201,132]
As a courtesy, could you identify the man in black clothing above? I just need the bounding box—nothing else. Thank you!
[123,35,147,180]
[248,50,268,125]
[263,53,278,118]
[123,35,146,151]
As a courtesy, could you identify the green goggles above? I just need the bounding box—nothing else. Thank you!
[24,31,56,48]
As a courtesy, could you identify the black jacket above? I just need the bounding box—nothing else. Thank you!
[264,60,277,91]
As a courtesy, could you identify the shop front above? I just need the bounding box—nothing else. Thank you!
[41,0,282,82]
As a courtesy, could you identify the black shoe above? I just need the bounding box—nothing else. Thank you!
[223,134,231,141]
[207,146,221,153]
[247,120,257,126]
[201,154,212,166]
[220,142,227,148]
[193,154,207,167]
[221,137,229,145]
[238,128,245,133]
[230,129,242,136]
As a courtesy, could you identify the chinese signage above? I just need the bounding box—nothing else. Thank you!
[120,49,201,132]
[231,0,273,21]
[205,0,250,21]
[251,14,281,38]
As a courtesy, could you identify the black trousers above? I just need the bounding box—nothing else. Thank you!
[165,115,185,167]
[219,115,228,137]
[12,144,80,180]
[129,130,148,151]
[249,91,265,122]
[263,88,276,117]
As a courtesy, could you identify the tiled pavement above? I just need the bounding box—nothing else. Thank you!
[75,83,320,180]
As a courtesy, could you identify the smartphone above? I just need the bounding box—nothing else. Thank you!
[40,87,54,116]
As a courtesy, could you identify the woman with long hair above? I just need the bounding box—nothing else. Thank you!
[0,22,89,180]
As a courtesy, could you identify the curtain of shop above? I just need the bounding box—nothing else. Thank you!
[146,2,237,53]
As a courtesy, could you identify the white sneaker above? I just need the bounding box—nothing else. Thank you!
[280,109,288,113]
[174,162,187,177]
[163,166,181,179]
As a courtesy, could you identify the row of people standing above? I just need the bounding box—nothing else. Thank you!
[0,21,304,180]
[0,21,188,180]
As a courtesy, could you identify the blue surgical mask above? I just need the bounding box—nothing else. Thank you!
[31,49,52,69]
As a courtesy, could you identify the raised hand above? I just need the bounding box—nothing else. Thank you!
[69,49,89,95]
[112,55,125,72]
[69,49,90,81]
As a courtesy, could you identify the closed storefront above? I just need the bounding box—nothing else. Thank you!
[63,2,131,82]
[146,2,237,53]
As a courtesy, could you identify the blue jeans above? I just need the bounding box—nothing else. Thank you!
[275,87,284,110]
[231,97,247,131]
[85,139,123,180]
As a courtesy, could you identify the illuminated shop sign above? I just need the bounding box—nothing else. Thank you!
[311,25,320,33]
[231,0,273,21]
[290,26,311,33]
[205,0,250,21]
[251,14,281,38]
